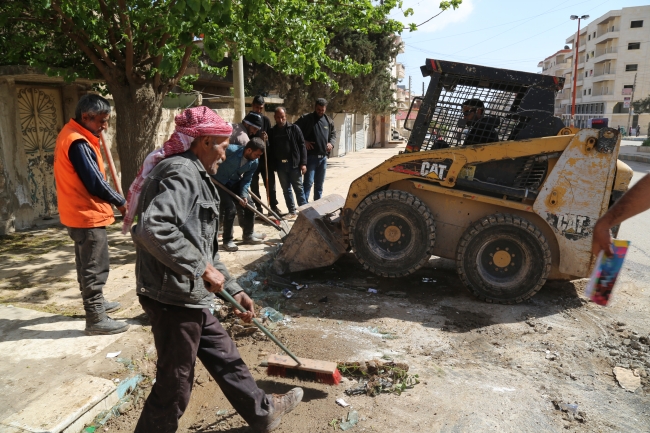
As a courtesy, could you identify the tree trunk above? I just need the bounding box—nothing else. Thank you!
[110,83,165,194]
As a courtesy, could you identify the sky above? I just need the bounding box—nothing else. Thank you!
[392,0,650,96]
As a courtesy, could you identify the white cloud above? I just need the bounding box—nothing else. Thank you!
[391,0,475,33]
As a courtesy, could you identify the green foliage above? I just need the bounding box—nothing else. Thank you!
[246,28,401,115]
[632,95,650,114]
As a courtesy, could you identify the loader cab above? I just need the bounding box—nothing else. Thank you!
[404,59,566,153]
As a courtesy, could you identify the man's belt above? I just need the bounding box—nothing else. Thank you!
[280,159,289,163]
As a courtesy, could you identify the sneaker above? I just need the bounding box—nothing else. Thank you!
[286,211,299,219]
[104,300,122,313]
[258,387,304,432]
[85,317,129,335]
[242,233,267,244]
[222,240,239,252]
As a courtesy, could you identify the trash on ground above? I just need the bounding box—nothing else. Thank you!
[335,398,350,407]
[551,398,586,423]
[367,288,377,294]
[106,351,121,358]
[340,410,359,430]
[339,360,419,396]
[282,288,294,299]
[216,409,229,416]
[422,278,436,283]
[260,307,284,322]
[613,367,641,392]
[116,358,135,370]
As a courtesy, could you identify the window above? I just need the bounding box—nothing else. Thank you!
[631,20,643,28]
[583,90,587,96]
[626,64,638,71]
[588,89,591,95]
[588,35,591,41]
[628,42,641,50]
[593,32,596,38]
[585,71,588,78]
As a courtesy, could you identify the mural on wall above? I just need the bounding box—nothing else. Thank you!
[16,86,63,219]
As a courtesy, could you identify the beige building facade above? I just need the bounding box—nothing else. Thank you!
[539,6,650,132]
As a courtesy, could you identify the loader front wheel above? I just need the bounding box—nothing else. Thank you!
[350,190,435,278]
[457,214,551,304]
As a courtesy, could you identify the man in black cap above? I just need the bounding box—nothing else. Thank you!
[230,112,263,147]
[249,96,280,216]
[461,99,500,146]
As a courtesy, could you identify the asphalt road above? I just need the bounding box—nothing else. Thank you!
[616,159,650,288]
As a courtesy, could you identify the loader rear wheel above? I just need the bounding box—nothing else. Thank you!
[456,214,551,304]
[349,190,435,278]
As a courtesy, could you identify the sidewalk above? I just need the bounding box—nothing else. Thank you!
[0,143,405,432]
[618,137,650,164]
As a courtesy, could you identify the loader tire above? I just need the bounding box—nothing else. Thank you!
[456,214,551,304]
[349,190,435,278]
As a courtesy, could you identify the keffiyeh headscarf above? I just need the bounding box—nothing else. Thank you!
[121,106,232,234]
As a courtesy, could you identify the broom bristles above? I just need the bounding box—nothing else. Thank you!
[267,365,342,385]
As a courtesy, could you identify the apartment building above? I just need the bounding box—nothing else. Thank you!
[539,6,650,132]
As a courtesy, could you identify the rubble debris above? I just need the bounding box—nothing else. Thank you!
[335,398,350,407]
[260,307,284,322]
[339,360,419,396]
[613,367,641,392]
[106,351,121,358]
[340,410,359,431]
[319,296,329,303]
[281,288,294,299]
[551,398,586,423]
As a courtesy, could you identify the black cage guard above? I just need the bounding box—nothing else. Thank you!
[406,59,565,153]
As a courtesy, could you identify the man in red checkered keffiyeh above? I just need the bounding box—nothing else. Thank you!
[122,106,232,234]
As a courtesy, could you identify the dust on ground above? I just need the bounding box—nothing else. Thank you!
[2,222,650,433]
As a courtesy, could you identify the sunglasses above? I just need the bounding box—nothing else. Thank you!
[462,108,477,115]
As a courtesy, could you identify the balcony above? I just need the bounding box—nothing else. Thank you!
[593,88,614,96]
[596,26,619,39]
[396,63,405,80]
[594,46,617,59]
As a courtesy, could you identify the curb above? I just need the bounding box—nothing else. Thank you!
[618,153,650,164]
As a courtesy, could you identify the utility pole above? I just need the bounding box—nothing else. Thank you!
[422,82,424,97]
[626,73,637,134]
[233,56,245,123]
[408,76,412,104]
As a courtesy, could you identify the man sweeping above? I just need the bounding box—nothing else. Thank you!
[124,107,302,432]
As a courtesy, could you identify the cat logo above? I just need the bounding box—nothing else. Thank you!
[420,161,448,180]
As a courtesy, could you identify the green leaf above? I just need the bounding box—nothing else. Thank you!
[186,0,201,13]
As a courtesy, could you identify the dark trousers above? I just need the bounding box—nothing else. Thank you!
[67,227,109,314]
[217,183,255,242]
[277,167,307,213]
[135,296,271,433]
[251,155,278,211]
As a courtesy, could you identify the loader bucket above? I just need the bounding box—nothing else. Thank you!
[272,194,347,275]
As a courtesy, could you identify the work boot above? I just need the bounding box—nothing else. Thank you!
[222,240,239,252]
[258,388,304,432]
[242,233,267,244]
[270,206,282,217]
[104,300,121,313]
[85,308,129,336]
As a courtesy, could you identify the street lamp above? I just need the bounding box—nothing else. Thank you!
[570,14,589,127]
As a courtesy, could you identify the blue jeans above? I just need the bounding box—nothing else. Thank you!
[277,167,307,213]
[303,155,327,202]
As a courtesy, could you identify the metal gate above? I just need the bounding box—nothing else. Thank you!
[354,114,367,151]
[344,115,353,155]
[16,86,64,218]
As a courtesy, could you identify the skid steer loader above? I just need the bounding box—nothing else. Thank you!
[273,59,633,304]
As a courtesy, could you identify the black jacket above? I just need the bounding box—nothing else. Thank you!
[268,122,307,170]
[295,112,336,156]
[463,116,501,146]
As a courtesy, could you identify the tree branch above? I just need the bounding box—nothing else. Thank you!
[97,0,124,65]
[168,44,195,90]
[117,0,136,86]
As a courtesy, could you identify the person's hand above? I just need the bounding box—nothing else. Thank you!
[233,291,255,323]
[202,263,225,293]
[239,197,248,207]
[261,131,268,142]
[326,143,333,152]
[305,141,315,150]
[300,165,307,175]
[591,218,614,257]
[117,204,127,216]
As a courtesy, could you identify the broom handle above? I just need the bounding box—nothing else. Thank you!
[247,188,283,223]
[218,289,302,366]
[99,131,123,196]
[210,178,284,232]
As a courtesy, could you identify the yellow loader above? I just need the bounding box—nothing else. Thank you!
[273,59,633,304]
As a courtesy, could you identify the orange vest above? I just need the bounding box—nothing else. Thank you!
[53,119,115,228]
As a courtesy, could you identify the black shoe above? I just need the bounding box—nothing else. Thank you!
[270,207,282,217]
[222,240,239,252]
[104,300,121,313]
[85,317,129,335]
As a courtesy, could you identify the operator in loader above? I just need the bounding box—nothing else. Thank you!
[129,107,303,432]
[461,98,500,146]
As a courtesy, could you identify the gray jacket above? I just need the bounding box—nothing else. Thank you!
[131,151,243,308]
